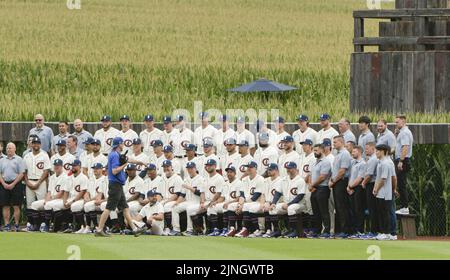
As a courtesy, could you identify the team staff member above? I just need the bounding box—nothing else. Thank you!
[362,142,378,236]
[328,135,352,238]
[394,115,413,215]
[95,137,144,237]
[73,119,93,150]
[23,136,51,231]
[338,118,356,144]
[94,115,121,155]
[0,143,25,232]
[28,114,54,154]
[357,116,375,159]
[347,146,366,236]
[67,135,83,159]
[52,121,70,154]
[376,119,396,154]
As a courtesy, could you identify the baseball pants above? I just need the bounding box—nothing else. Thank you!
[30,199,46,211]
[84,200,101,213]
[44,199,65,211]
[26,181,47,208]
[333,178,351,234]
[311,186,331,234]
[128,200,142,217]
[172,201,196,232]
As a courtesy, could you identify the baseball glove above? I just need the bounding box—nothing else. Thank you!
[119,150,128,165]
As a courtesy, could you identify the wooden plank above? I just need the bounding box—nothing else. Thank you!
[413,52,426,111]
[354,36,418,46]
[417,35,450,44]
[353,9,450,19]
[354,18,364,52]
[370,52,382,112]
[350,53,357,111]
[380,52,394,113]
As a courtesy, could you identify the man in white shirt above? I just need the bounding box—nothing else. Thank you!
[216,115,237,158]
[161,160,184,235]
[274,117,291,155]
[317,113,339,147]
[127,138,150,177]
[160,145,182,176]
[278,135,301,178]
[162,116,180,147]
[221,166,243,237]
[94,115,121,155]
[149,140,165,176]
[235,116,256,155]
[173,115,195,170]
[236,140,254,180]
[220,138,240,180]
[193,112,219,156]
[131,190,165,235]
[139,114,165,159]
[119,115,139,155]
[338,118,356,144]
[50,140,75,174]
[253,132,278,176]
[197,138,220,178]
[83,139,107,179]
[293,114,318,157]
[255,119,277,149]
[123,163,145,217]
[181,144,202,180]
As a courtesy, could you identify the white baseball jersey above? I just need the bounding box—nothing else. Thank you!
[216,128,237,157]
[120,129,139,154]
[158,157,181,176]
[219,152,240,179]
[265,176,283,203]
[197,153,220,178]
[123,176,145,200]
[299,152,316,179]
[282,174,306,207]
[293,127,318,156]
[79,151,91,170]
[275,131,291,155]
[139,202,164,228]
[182,157,203,180]
[128,152,150,173]
[236,154,254,179]
[24,150,51,180]
[151,154,166,176]
[241,174,265,202]
[141,175,165,197]
[254,146,278,176]
[94,127,121,155]
[278,150,301,177]
[50,152,75,174]
[256,128,278,148]
[48,173,69,198]
[83,153,108,179]
[163,128,180,147]
[64,173,89,200]
[193,124,219,155]
[317,127,339,146]
[162,173,183,200]
[139,128,164,158]
[202,173,225,201]
[236,129,256,149]
[172,127,194,157]
[182,174,205,203]
[87,175,108,198]
[222,178,242,203]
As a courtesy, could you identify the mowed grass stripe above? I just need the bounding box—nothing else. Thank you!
[1,233,449,260]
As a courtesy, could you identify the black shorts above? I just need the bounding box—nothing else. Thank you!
[0,182,24,207]
[105,182,128,211]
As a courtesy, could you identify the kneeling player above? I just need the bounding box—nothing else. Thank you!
[161,160,184,235]
[132,190,164,235]
[221,166,242,237]
[262,163,284,238]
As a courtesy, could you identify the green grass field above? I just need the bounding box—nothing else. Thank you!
[1,0,448,123]
[0,232,449,260]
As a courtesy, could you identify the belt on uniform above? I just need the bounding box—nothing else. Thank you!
[103,153,108,157]
[175,155,187,159]
[29,179,39,181]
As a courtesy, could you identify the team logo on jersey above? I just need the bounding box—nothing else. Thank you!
[106,138,113,146]
[250,187,255,195]
[262,158,269,166]
[36,162,44,170]
[284,162,289,168]
[75,185,81,192]
[227,162,233,169]
[169,186,175,194]
[55,185,61,192]
[136,165,143,171]
[63,163,71,171]
[129,187,135,195]
[95,186,100,193]
[151,187,158,192]
[209,186,216,194]
[290,188,298,196]
[271,188,276,196]
[303,164,310,173]
[277,142,284,150]
[169,141,174,147]
[181,141,189,148]
[124,140,132,147]
[230,191,237,199]
[239,165,246,173]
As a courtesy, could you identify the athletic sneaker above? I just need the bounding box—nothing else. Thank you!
[335,232,348,239]
[268,230,282,238]
[162,228,171,236]
[319,233,331,239]
[182,230,195,237]
[75,226,86,234]
[169,230,181,236]
[376,233,390,241]
[219,228,228,237]
[284,231,299,238]
[95,230,111,237]
[248,229,263,238]
[306,232,318,239]
[389,234,398,241]
[40,224,49,233]
[395,208,409,215]
[82,226,91,234]
[225,227,237,237]
[14,224,20,232]
[208,228,221,236]
[349,232,363,239]
[235,228,249,238]
[3,224,11,232]
[133,227,145,237]
[62,224,73,234]
[262,229,272,238]
[21,223,34,232]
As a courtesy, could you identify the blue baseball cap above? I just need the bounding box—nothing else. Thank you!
[163,116,172,124]
[101,115,112,122]
[91,162,104,169]
[175,115,184,122]
[281,135,294,142]
[224,138,237,145]
[151,140,163,147]
[144,114,154,122]
[322,138,332,147]
[186,162,196,169]
[83,137,94,145]
[163,145,173,153]
[146,163,157,170]
[203,138,214,147]
[162,160,172,167]
[267,163,278,170]
[319,113,331,121]
[184,143,197,151]
[205,159,217,166]
[285,162,297,169]
[126,163,137,170]
[132,138,142,145]
[147,189,158,197]
[199,112,209,119]
[245,161,258,168]
[259,132,270,142]
[30,136,41,144]
[238,140,249,147]
[91,138,101,145]
[300,139,313,146]
[220,114,228,122]
[70,159,82,166]
[112,137,124,148]
[225,166,236,173]
[120,115,130,121]
[56,139,66,146]
[297,114,309,122]
[53,159,63,166]
[236,116,246,123]
[275,116,285,123]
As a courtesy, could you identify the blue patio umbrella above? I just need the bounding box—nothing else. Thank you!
[228,78,297,93]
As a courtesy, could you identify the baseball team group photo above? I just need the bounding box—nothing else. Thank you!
[0,0,449,261]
